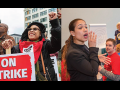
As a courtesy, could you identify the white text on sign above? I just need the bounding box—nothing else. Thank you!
[0,58,28,80]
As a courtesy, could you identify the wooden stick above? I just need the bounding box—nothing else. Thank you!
[41,52,46,75]
[6,48,11,54]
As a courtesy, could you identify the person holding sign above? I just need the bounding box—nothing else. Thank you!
[62,18,111,81]
[2,12,61,81]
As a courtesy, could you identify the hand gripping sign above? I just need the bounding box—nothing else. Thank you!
[0,50,36,81]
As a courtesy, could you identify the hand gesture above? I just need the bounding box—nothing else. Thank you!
[98,53,111,65]
[88,31,97,47]
[2,39,14,49]
[98,65,102,72]
[49,12,57,21]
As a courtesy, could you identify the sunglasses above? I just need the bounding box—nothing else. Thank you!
[27,28,40,31]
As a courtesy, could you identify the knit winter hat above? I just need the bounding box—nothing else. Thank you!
[27,22,46,33]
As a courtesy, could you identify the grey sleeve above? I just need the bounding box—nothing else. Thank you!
[100,68,120,81]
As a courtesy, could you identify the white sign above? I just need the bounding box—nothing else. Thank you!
[50,56,60,81]
[89,24,108,49]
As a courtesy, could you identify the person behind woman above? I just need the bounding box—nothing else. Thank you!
[62,18,110,81]
[2,12,61,81]
[116,43,120,56]
[115,22,120,44]
[98,38,120,81]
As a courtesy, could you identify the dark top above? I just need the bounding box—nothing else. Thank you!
[66,42,100,81]
[115,30,120,44]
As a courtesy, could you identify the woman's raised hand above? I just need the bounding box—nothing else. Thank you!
[88,31,97,48]
[49,12,57,21]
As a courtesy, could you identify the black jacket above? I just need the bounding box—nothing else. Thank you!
[66,42,99,81]
[9,18,61,81]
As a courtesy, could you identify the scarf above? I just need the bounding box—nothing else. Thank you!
[19,38,45,64]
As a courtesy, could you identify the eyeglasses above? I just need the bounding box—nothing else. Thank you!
[27,28,40,31]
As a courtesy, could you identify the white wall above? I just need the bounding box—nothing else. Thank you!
[62,8,120,47]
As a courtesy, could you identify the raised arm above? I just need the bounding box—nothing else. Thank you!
[46,12,61,54]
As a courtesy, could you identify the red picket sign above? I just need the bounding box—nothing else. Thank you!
[0,52,35,81]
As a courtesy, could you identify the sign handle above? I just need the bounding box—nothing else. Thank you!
[6,47,11,54]
[41,52,47,79]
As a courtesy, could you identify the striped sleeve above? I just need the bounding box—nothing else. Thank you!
[100,68,120,81]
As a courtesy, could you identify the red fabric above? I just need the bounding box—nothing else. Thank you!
[50,52,58,59]
[19,38,45,64]
[103,75,107,81]
[0,55,32,81]
[103,52,120,81]
[61,60,70,81]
